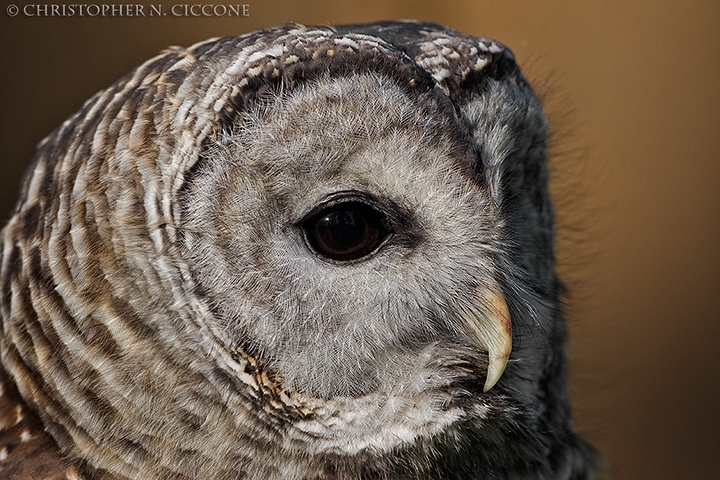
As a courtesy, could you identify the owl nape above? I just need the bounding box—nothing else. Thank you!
[0,21,596,479]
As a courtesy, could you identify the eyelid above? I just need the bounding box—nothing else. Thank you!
[298,190,390,227]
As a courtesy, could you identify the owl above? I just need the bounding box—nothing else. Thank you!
[0,21,596,479]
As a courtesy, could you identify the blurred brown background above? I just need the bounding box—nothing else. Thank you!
[1,1,718,478]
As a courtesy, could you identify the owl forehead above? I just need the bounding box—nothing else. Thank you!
[203,26,436,131]
[219,72,482,220]
[182,24,508,207]
[238,72,467,165]
[185,22,510,149]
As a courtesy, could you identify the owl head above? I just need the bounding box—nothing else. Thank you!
[0,21,595,479]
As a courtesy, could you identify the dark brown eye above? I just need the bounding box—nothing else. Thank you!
[304,202,388,261]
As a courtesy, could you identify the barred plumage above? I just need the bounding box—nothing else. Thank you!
[0,21,595,479]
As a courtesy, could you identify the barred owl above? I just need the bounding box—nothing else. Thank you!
[0,21,595,479]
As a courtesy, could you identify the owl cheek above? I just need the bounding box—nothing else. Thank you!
[456,284,512,392]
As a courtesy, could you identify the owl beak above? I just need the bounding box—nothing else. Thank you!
[460,285,512,392]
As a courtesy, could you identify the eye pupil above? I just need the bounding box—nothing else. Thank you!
[304,202,387,261]
[318,210,366,246]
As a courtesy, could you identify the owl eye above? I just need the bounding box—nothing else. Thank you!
[303,201,388,261]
